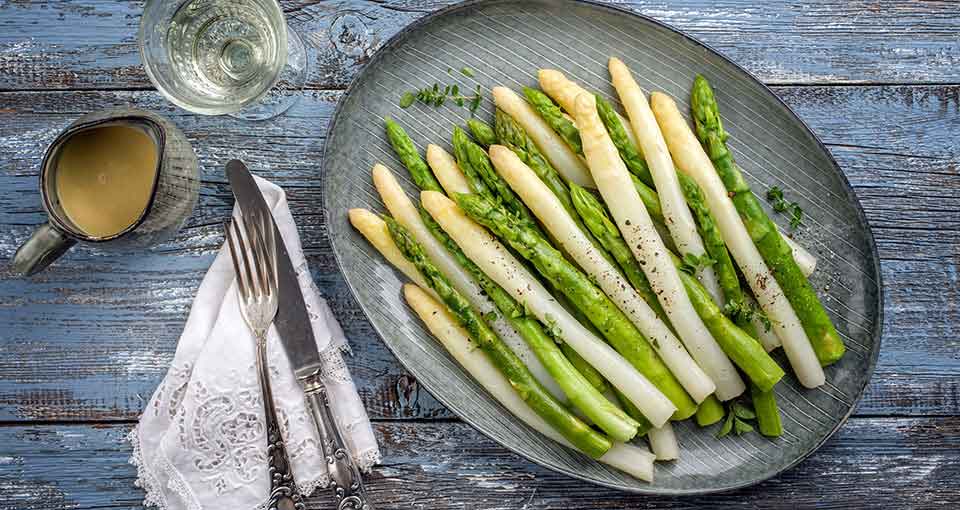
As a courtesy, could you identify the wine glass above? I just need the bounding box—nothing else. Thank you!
[138,0,308,120]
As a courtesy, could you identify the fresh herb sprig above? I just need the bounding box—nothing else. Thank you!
[716,399,757,438]
[400,83,483,113]
[678,252,716,275]
[765,186,803,229]
[723,299,772,332]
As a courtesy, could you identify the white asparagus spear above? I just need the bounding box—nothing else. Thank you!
[538,68,639,148]
[490,145,715,403]
[746,293,783,352]
[575,93,746,401]
[426,144,472,194]
[422,191,676,427]
[404,284,656,481]
[785,236,816,276]
[647,423,680,461]
[428,144,472,195]
[608,57,725,305]
[348,208,433,294]
[648,92,825,388]
[372,164,569,401]
[493,86,595,188]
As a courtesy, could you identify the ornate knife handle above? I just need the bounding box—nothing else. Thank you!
[255,334,305,510]
[300,370,374,510]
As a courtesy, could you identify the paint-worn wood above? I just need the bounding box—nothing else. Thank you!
[1,0,959,92]
[0,84,956,421]
[1,0,958,505]
[1,419,958,509]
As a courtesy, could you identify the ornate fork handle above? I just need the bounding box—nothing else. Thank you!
[255,333,305,510]
[300,370,373,510]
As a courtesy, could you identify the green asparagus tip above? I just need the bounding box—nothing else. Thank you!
[690,75,727,143]
[452,125,468,144]
[466,118,496,147]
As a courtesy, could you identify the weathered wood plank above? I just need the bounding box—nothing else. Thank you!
[0,84,957,421]
[1,0,959,91]
[1,418,958,509]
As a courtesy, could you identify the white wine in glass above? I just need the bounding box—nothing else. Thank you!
[139,0,307,119]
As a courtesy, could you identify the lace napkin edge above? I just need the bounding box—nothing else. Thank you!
[127,411,383,509]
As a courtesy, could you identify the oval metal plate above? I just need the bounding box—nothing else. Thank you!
[323,0,882,494]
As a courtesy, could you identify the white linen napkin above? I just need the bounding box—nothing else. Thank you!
[129,176,380,510]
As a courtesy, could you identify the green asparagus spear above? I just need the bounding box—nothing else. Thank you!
[387,217,614,456]
[750,383,783,437]
[691,75,845,366]
[452,126,541,232]
[385,118,443,193]
[730,299,783,437]
[524,87,583,155]
[695,395,725,426]
[569,183,669,324]
[729,305,784,437]
[456,192,697,420]
[569,181,784,391]
[467,118,497,147]
[677,174,742,305]
[596,94,654,185]
[614,388,653,437]
[561,343,607,392]
[681,266,785,391]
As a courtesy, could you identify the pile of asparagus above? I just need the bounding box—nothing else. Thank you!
[349,57,844,482]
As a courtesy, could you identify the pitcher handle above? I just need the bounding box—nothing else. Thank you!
[11,223,77,276]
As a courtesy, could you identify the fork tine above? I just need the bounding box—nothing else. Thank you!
[256,213,274,297]
[225,220,249,301]
[235,216,259,299]
[247,212,270,298]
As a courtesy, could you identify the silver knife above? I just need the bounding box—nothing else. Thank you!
[227,160,374,510]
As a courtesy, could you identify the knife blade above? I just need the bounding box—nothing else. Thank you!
[226,160,375,509]
[226,160,322,379]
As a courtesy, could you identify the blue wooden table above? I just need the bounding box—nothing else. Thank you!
[1,1,958,508]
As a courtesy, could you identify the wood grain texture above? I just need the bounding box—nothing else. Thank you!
[2,0,960,92]
[1,419,958,509]
[0,0,958,504]
[0,84,956,421]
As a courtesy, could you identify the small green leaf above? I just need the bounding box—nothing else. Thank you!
[758,312,772,332]
[482,311,497,324]
[543,313,562,339]
[789,203,803,229]
[399,92,415,108]
[717,410,735,438]
[734,418,754,436]
[469,85,482,113]
[733,402,756,420]
[451,84,459,96]
[765,186,784,203]
[461,67,475,77]
[679,252,716,275]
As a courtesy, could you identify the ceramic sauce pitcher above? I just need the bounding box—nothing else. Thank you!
[12,108,200,276]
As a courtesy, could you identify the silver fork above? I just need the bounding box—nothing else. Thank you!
[225,213,304,510]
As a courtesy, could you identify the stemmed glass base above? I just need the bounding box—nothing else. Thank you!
[229,24,309,121]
